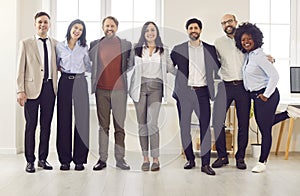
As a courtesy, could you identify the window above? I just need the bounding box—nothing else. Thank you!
[51,0,162,44]
[250,0,291,94]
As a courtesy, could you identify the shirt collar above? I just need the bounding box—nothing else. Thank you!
[249,47,262,55]
[63,40,81,48]
[188,41,203,48]
[35,34,49,40]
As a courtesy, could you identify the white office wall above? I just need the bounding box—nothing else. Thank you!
[1,0,300,155]
[0,0,18,154]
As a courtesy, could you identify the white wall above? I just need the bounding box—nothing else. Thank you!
[2,0,300,155]
[0,0,18,154]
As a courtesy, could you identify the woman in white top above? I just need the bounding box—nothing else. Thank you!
[129,21,176,171]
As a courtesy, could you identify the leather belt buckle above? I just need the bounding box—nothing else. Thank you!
[232,80,242,85]
[68,76,75,79]
[233,80,239,85]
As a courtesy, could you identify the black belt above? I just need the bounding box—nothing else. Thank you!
[189,86,208,90]
[61,73,85,80]
[43,79,52,83]
[224,80,243,85]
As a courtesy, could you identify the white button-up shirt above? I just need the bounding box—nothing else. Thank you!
[188,41,207,87]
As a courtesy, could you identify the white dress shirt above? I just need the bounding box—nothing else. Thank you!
[188,41,207,87]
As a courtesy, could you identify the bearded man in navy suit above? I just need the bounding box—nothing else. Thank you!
[171,18,221,176]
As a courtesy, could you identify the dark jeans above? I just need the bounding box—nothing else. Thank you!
[24,80,55,163]
[250,88,279,163]
[213,81,250,160]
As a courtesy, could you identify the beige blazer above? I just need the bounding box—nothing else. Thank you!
[16,36,58,99]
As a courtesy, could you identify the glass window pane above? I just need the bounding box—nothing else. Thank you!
[56,22,70,41]
[117,22,134,42]
[271,0,290,24]
[57,0,78,21]
[79,0,101,21]
[255,24,270,54]
[275,60,290,94]
[134,0,155,22]
[271,25,290,58]
[85,22,102,45]
[111,0,133,21]
[250,0,270,23]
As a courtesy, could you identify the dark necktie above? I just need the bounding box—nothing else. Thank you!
[39,38,49,79]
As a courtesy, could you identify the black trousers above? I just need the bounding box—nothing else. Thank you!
[213,81,250,160]
[24,80,55,163]
[56,73,89,164]
[251,88,288,162]
[175,86,211,166]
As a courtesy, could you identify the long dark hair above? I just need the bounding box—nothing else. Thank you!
[66,19,87,47]
[135,21,164,57]
[234,22,264,53]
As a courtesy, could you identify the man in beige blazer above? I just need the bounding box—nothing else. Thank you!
[16,12,58,173]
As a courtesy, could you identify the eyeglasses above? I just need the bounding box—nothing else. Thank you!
[221,19,235,25]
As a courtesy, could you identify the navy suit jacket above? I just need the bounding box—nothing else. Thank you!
[170,41,220,101]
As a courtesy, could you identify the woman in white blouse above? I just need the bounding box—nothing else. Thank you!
[129,21,176,171]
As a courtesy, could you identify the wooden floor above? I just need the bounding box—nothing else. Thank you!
[1,151,300,196]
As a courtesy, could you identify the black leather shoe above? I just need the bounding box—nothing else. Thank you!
[25,162,35,173]
[38,160,53,170]
[75,164,85,171]
[116,160,130,170]
[236,159,247,170]
[212,157,229,168]
[60,163,70,171]
[151,162,160,172]
[93,160,107,171]
[184,160,195,169]
[201,165,216,176]
[141,162,150,171]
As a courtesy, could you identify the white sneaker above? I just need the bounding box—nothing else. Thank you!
[287,105,300,118]
[252,162,266,173]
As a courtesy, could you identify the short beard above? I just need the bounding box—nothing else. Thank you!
[224,26,236,35]
[189,33,200,41]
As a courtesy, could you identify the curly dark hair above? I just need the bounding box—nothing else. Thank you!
[234,22,264,53]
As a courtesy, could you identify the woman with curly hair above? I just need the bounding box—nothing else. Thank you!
[234,22,290,173]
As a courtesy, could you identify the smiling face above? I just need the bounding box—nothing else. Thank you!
[102,18,118,38]
[221,14,237,36]
[187,23,201,41]
[144,23,157,45]
[70,23,83,41]
[34,15,50,38]
[241,33,255,52]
